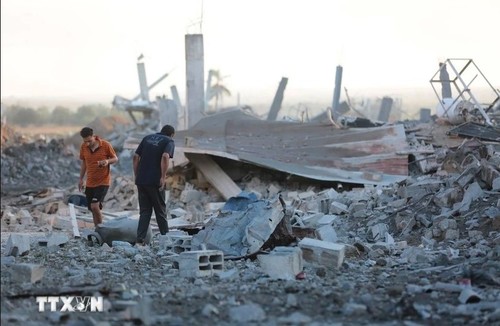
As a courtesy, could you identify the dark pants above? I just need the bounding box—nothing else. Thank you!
[85,186,109,211]
[136,185,169,242]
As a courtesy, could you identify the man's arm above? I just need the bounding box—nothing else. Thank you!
[79,160,86,191]
[160,153,169,188]
[106,155,118,165]
[133,154,141,180]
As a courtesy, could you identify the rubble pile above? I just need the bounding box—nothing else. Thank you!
[1,138,80,194]
[1,117,500,324]
[1,115,134,196]
[1,122,19,147]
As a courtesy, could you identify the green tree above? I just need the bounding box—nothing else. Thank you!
[51,106,72,124]
[10,107,40,126]
[75,105,98,124]
[37,106,51,124]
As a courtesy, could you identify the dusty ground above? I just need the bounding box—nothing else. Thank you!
[1,121,500,325]
[12,125,82,138]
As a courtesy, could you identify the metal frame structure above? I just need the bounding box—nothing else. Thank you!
[430,58,499,126]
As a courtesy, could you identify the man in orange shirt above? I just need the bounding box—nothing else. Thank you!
[79,127,118,227]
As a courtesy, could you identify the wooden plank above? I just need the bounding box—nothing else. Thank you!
[68,204,81,238]
[185,153,241,200]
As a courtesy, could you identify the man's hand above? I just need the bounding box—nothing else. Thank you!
[79,179,85,192]
[159,176,166,190]
[98,160,108,167]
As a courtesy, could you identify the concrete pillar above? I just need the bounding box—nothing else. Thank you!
[332,65,343,121]
[378,96,393,122]
[185,34,205,128]
[267,77,288,121]
[420,108,431,123]
[137,62,149,101]
[439,62,452,98]
[157,97,178,130]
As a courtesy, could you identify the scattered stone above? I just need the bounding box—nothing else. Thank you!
[228,303,266,323]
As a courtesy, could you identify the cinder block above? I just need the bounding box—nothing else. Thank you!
[315,225,338,242]
[5,234,31,256]
[159,234,193,253]
[258,246,303,280]
[298,237,345,268]
[329,202,348,215]
[47,233,69,247]
[178,250,224,277]
[10,263,45,283]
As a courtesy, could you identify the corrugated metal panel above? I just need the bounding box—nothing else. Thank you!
[447,122,500,142]
[223,120,408,185]
[134,109,409,185]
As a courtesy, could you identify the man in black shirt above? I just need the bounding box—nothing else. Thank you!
[133,124,175,245]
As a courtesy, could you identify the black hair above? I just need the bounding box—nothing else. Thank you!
[160,125,175,136]
[80,127,93,138]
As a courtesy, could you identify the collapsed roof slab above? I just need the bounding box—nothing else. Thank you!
[173,110,409,186]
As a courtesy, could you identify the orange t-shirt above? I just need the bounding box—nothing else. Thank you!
[79,136,117,187]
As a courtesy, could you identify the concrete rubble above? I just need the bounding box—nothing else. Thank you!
[1,114,500,325]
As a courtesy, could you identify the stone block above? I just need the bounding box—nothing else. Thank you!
[159,234,193,253]
[480,162,500,189]
[439,219,458,231]
[349,202,366,214]
[47,233,69,247]
[315,225,338,243]
[398,182,441,201]
[317,215,338,225]
[5,234,31,257]
[395,215,416,235]
[10,263,45,283]
[177,250,224,278]
[298,190,316,200]
[370,223,388,242]
[298,237,345,268]
[301,213,324,227]
[257,246,303,280]
[493,177,500,191]
[445,229,459,240]
[433,187,464,208]
[389,198,407,209]
[180,189,203,204]
[329,201,348,215]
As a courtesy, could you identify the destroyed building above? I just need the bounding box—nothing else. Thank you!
[1,51,500,324]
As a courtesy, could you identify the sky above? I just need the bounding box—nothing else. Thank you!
[1,0,499,111]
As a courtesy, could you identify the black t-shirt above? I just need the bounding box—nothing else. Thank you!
[135,133,175,186]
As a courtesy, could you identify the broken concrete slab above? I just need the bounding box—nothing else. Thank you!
[5,233,31,256]
[191,194,293,258]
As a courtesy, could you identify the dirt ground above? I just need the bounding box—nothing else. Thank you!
[13,125,81,138]
[1,119,499,325]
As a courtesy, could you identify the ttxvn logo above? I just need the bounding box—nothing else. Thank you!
[36,296,104,312]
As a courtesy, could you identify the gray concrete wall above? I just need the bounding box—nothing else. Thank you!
[185,34,205,128]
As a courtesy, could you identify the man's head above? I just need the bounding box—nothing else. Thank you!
[160,125,175,137]
[80,127,96,147]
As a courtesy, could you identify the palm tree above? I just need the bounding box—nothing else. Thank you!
[206,69,231,111]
